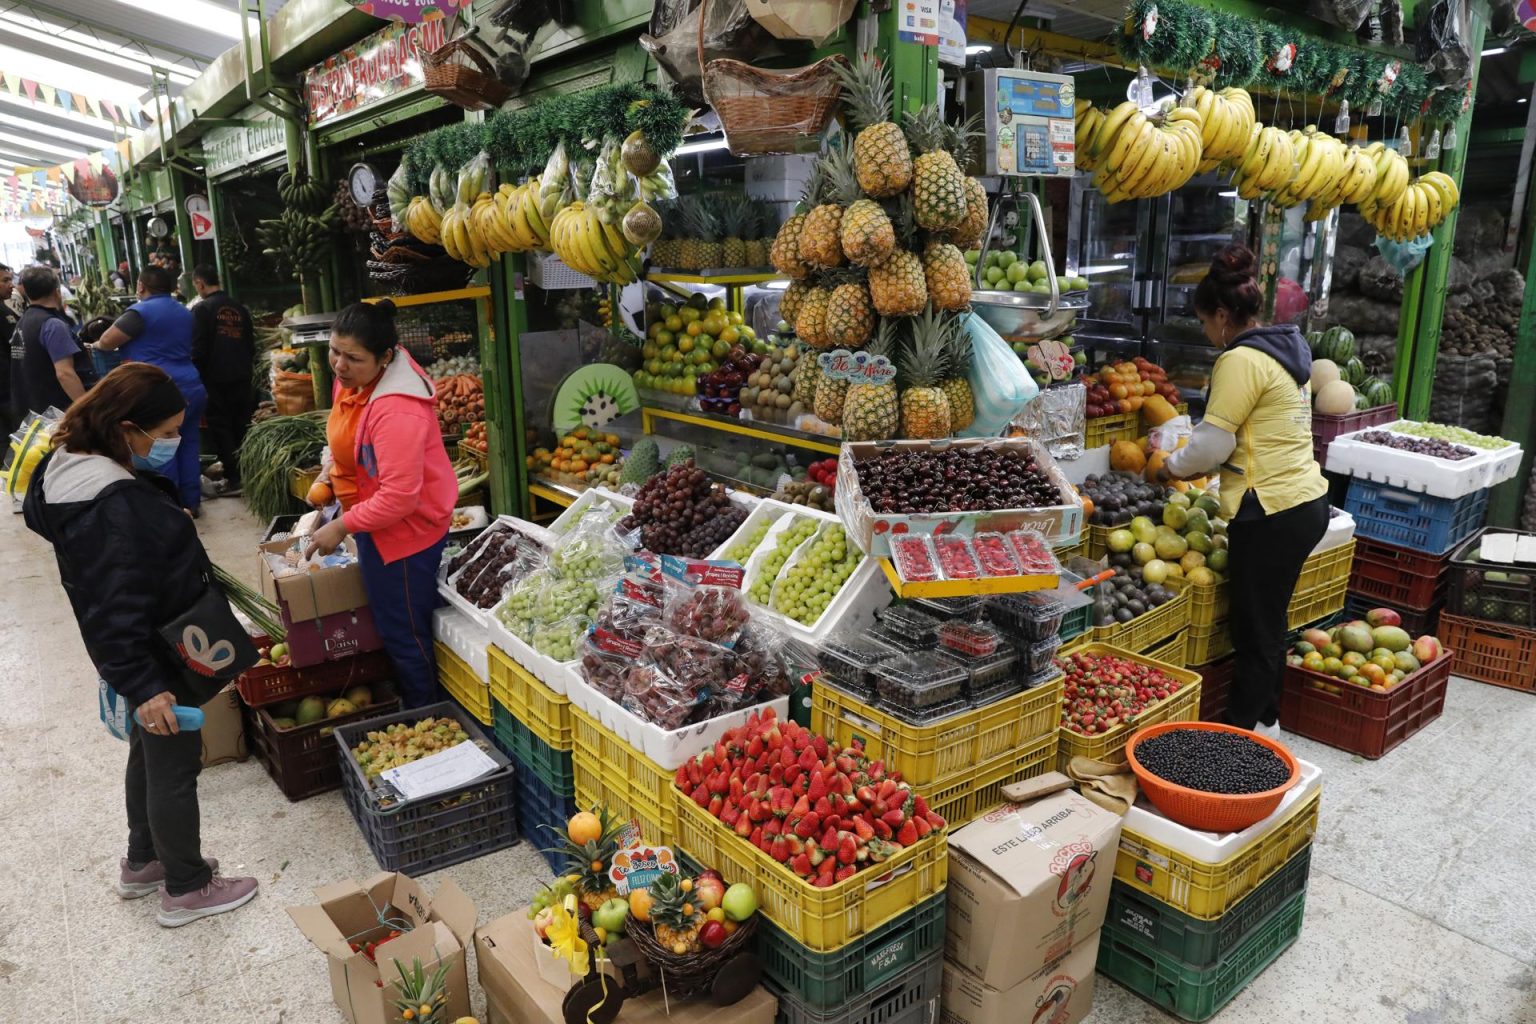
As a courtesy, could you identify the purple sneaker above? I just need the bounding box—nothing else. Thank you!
[157,873,258,928]
[117,857,220,899]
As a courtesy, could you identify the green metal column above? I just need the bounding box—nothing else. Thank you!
[168,170,198,293]
[878,9,939,117]
[1394,13,1486,419]
[1489,106,1536,526]
[205,178,230,297]
[486,256,528,517]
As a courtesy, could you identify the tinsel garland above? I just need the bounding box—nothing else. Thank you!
[1114,0,1448,121]
[402,82,689,195]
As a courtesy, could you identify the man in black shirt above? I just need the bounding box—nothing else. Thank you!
[190,264,255,493]
[0,263,19,432]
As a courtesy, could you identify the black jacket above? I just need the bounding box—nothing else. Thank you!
[23,448,217,706]
[192,291,254,385]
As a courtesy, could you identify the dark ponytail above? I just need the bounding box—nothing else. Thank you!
[332,298,398,357]
[1193,244,1262,326]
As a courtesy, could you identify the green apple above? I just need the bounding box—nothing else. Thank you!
[1056,276,1072,293]
[1014,281,1034,292]
[592,898,629,936]
[722,883,759,922]
[1026,259,1049,282]
[964,249,980,264]
[1032,280,1053,293]
[999,250,1019,267]
[1071,276,1091,291]
[1006,262,1029,284]
[985,266,1006,285]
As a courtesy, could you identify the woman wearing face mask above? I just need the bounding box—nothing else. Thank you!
[305,300,458,708]
[1160,245,1329,736]
[23,363,259,926]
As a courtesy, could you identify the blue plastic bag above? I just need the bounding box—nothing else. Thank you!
[959,312,1040,438]
[100,678,132,741]
[1375,233,1433,275]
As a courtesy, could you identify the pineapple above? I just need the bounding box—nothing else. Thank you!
[798,148,851,269]
[390,958,451,1024]
[941,317,975,431]
[771,212,810,279]
[813,359,848,424]
[840,192,896,267]
[825,279,875,350]
[744,201,772,267]
[543,809,624,912]
[792,343,821,404]
[869,250,927,316]
[676,197,705,271]
[780,279,809,325]
[795,286,833,349]
[842,319,900,441]
[721,198,750,268]
[649,872,702,955]
[947,177,990,250]
[834,53,913,198]
[900,306,954,439]
[695,197,724,270]
[903,106,968,231]
[924,242,972,311]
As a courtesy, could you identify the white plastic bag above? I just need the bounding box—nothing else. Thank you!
[959,312,1039,438]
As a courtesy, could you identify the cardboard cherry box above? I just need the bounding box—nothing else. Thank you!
[943,774,1122,992]
[258,537,382,667]
[288,872,477,1024]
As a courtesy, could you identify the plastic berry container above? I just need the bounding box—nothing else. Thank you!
[932,535,980,580]
[868,626,931,655]
[971,532,1022,578]
[889,534,942,583]
[941,643,1019,692]
[876,653,968,709]
[1018,635,1064,677]
[911,595,987,622]
[986,591,1069,642]
[878,605,941,645]
[1006,530,1062,575]
[967,677,1026,708]
[816,634,900,700]
[937,620,1001,657]
[1020,664,1065,690]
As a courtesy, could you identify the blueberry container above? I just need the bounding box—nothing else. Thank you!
[1018,635,1065,677]
[967,678,1026,708]
[878,605,941,645]
[910,595,987,621]
[986,582,1093,642]
[940,643,1019,692]
[817,634,902,701]
[876,653,968,720]
[868,626,931,655]
[883,697,971,725]
[937,620,1002,657]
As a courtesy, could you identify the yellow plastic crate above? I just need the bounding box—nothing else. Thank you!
[1085,410,1139,449]
[1054,643,1202,772]
[1115,788,1321,920]
[1084,523,1111,561]
[487,646,573,751]
[1184,621,1233,665]
[673,787,948,952]
[1286,541,1353,630]
[1185,576,1230,628]
[434,642,491,725]
[570,704,677,845]
[1144,629,1187,668]
[1295,539,1354,593]
[1090,577,1191,653]
[926,730,1057,829]
[812,674,1062,790]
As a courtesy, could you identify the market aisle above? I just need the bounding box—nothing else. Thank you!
[2,503,1534,1024]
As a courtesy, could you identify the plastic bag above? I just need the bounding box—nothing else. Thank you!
[580,628,644,701]
[386,163,412,234]
[661,556,750,647]
[587,136,636,226]
[550,516,625,581]
[1307,0,1372,30]
[637,162,676,204]
[1375,233,1434,276]
[457,151,493,205]
[537,141,570,221]
[429,164,455,215]
[623,626,734,729]
[453,524,547,609]
[1417,0,1473,87]
[1017,381,1086,459]
[532,613,590,662]
[3,407,61,507]
[959,311,1039,439]
[495,569,554,640]
[99,678,132,741]
[594,573,664,642]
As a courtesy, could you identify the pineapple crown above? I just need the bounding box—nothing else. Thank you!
[821,145,862,206]
[901,105,948,154]
[834,52,893,130]
[887,193,918,249]
[944,113,983,168]
[902,305,952,388]
[720,197,750,238]
[541,808,625,891]
[647,872,697,926]
[944,315,973,377]
[866,316,899,359]
[796,162,828,213]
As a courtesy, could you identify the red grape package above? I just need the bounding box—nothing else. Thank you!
[660,556,750,647]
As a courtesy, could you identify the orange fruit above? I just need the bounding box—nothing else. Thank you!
[629,889,653,922]
[568,811,602,845]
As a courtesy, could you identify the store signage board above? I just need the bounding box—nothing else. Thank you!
[186,194,215,241]
[204,108,286,179]
[898,0,941,46]
[970,68,1076,178]
[937,0,967,67]
[67,165,119,208]
[345,0,468,21]
[305,18,450,128]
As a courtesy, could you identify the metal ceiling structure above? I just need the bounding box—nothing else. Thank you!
[0,0,253,169]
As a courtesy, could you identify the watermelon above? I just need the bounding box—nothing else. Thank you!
[1361,377,1395,407]
[1318,326,1356,363]
[1355,392,1370,410]
[1306,331,1324,354]
[1342,357,1367,387]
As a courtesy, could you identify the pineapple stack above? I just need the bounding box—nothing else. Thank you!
[651,196,777,271]
[771,52,984,440]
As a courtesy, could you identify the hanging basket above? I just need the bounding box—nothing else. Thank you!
[698,0,846,155]
[424,36,513,112]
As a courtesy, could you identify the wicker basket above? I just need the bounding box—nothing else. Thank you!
[698,0,845,155]
[424,36,513,112]
[624,911,760,998]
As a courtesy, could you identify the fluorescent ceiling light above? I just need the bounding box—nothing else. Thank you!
[0,113,118,150]
[674,137,730,156]
[1078,264,1127,275]
[0,93,122,140]
[101,0,246,40]
[1482,46,1508,56]
[0,129,84,159]
[966,44,993,54]
[1218,190,1239,198]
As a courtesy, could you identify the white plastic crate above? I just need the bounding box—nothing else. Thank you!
[432,606,490,681]
[484,614,574,696]
[547,488,633,534]
[1326,427,1517,499]
[1312,508,1356,555]
[527,253,596,291]
[438,516,558,628]
[564,675,789,769]
[1121,759,1321,865]
[707,497,798,562]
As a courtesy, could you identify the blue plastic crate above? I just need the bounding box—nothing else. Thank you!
[514,751,576,877]
[1344,479,1488,555]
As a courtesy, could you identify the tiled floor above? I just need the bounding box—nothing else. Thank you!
[2,497,1534,1023]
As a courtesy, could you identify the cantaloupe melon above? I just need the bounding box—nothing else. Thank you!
[1314,379,1358,415]
[1310,359,1341,393]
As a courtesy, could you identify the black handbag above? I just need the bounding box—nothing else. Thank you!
[157,574,261,703]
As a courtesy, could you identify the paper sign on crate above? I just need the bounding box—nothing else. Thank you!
[381,741,499,801]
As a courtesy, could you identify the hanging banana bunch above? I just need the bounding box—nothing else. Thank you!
[255,206,339,280]
[277,169,330,214]
[1269,129,1348,209]
[1360,169,1460,242]
[1304,144,1380,222]
[404,196,442,244]
[550,200,642,284]
[1229,124,1297,200]
[1185,86,1255,173]
[1082,100,1205,203]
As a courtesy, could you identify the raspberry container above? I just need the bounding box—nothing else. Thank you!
[970,532,1021,577]
[937,620,1002,657]
[816,634,903,701]
[910,595,987,621]
[878,605,942,645]
[889,534,942,583]
[931,535,981,580]
[1006,529,1062,575]
[940,644,1019,693]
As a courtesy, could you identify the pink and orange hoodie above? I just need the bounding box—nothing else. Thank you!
[330,349,458,564]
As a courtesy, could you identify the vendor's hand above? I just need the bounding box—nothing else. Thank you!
[305,517,349,559]
[136,692,179,735]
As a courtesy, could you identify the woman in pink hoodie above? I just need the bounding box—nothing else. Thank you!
[306,300,458,707]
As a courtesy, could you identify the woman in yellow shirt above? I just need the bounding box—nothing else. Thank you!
[1163,246,1329,735]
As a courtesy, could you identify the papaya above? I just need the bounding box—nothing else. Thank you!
[1141,394,1179,426]
[1144,449,1170,483]
[1109,440,1147,474]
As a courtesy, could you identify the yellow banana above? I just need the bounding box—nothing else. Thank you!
[1097,102,1141,160]
[1419,180,1444,229]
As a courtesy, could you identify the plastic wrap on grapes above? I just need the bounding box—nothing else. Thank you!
[494,568,554,640]
[595,574,665,641]
[551,518,626,581]
[580,628,643,701]
[660,556,750,646]
[532,613,591,662]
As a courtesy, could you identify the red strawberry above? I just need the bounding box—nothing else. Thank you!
[808,840,825,866]
[926,811,947,829]
[812,873,835,888]
[836,754,856,774]
[818,856,836,881]
[795,812,821,838]
[914,795,930,818]
[913,816,932,838]
[722,803,740,826]
[674,765,689,789]
[852,816,875,841]
[867,839,897,863]
[821,827,838,851]
[834,865,857,883]
[735,815,753,837]
[878,779,898,801]
[799,747,819,772]
[746,735,764,758]
[707,771,729,795]
[763,817,782,838]
[769,763,785,786]
[708,794,724,818]
[856,785,876,806]
[791,853,812,876]
[730,776,745,801]
[837,836,857,865]
[814,797,834,819]
[750,826,764,849]
[823,815,842,833]
[896,820,918,847]
[811,735,829,760]
[873,818,893,840]
[687,760,703,786]
[807,770,828,803]
[792,774,809,798]
[785,763,804,786]
[882,809,906,829]
[771,836,790,862]
[781,746,796,767]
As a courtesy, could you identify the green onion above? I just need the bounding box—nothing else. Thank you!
[238,411,328,522]
[213,563,285,642]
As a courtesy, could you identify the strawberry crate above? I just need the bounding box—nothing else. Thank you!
[755,893,945,1013]
[435,641,492,726]
[1447,528,1536,628]
[1311,404,1398,465]
[1342,594,1443,636]
[1279,649,1453,759]
[1194,656,1234,722]
[570,704,677,846]
[335,702,519,874]
[1347,537,1451,610]
[1054,644,1202,771]
[673,792,948,953]
[924,731,1057,829]
[235,643,394,707]
[248,683,401,801]
[1343,478,1488,555]
[1437,613,1536,694]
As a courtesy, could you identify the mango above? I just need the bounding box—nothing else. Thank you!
[1371,625,1412,653]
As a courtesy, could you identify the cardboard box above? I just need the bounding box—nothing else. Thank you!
[258,538,381,666]
[288,873,476,1024]
[944,775,1122,992]
[200,683,248,767]
[939,933,1101,1024]
[476,910,778,1024]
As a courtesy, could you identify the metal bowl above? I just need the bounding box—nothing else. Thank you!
[971,289,1090,340]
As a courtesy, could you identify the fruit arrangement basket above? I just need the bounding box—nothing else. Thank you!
[1054,644,1202,771]
[1447,528,1536,628]
[1125,722,1300,833]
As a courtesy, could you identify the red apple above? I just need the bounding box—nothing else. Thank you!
[692,876,726,913]
[1365,608,1402,628]
[533,906,555,940]
[698,920,727,950]
[1412,635,1442,664]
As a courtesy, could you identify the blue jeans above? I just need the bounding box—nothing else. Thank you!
[356,531,447,709]
[157,383,206,510]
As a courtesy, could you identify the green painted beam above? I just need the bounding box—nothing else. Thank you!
[1489,117,1536,526]
[487,257,528,517]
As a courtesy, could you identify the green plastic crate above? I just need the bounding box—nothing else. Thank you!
[493,704,574,799]
[1097,889,1307,1022]
[755,893,946,1013]
[1104,845,1312,969]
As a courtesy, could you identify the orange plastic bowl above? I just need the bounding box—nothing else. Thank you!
[1125,722,1301,833]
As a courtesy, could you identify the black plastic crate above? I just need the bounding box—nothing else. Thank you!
[513,750,576,876]
[335,702,518,874]
[248,682,401,801]
[1447,527,1536,628]
[769,947,942,1024]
